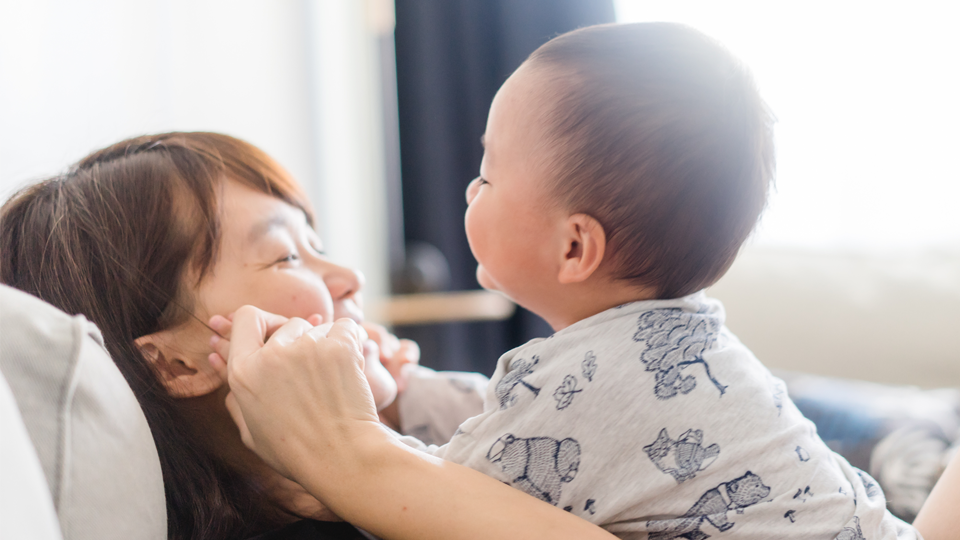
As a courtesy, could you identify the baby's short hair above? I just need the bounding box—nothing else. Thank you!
[528,23,775,298]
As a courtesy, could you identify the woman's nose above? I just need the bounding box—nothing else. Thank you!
[465,177,481,205]
[324,262,364,301]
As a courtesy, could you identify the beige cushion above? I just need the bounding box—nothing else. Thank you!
[0,285,166,540]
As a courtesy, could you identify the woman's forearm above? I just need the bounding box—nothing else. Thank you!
[913,449,960,540]
[296,423,617,540]
[223,310,615,540]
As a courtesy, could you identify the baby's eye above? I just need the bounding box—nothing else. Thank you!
[477,177,489,185]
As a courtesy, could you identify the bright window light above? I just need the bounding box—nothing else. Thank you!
[615,1,960,251]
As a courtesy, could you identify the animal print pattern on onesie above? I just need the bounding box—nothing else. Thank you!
[632,309,727,399]
[647,471,770,540]
[495,355,541,409]
[644,428,720,483]
[486,434,581,505]
[836,517,866,540]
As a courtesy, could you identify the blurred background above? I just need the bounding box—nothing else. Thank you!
[1,0,958,386]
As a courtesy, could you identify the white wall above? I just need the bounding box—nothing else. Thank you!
[0,0,391,306]
[615,0,960,252]
[615,1,960,387]
[709,247,960,388]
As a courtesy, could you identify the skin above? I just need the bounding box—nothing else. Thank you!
[912,448,960,540]
[208,62,651,539]
[217,307,618,540]
[207,60,957,540]
[136,179,411,520]
[465,63,654,331]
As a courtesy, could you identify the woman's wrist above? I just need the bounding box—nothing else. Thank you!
[287,419,397,500]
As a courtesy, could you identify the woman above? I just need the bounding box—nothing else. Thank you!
[0,132,614,540]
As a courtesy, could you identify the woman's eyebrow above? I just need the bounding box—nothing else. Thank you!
[247,214,290,243]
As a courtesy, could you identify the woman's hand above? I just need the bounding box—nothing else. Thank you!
[211,312,398,412]
[212,306,382,481]
[212,306,617,540]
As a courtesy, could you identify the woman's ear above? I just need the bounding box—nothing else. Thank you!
[134,330,226,398]
[557,213,606,285]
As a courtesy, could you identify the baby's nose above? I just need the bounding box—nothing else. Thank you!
[466,177,481,204]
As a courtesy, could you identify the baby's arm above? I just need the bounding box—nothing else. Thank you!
[363,322,488,443]
[913,448,960,540]
[395,366,488,445]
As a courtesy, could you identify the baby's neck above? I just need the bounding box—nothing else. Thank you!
[541,280,657,332]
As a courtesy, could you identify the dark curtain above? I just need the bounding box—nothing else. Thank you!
[392,0,616,375]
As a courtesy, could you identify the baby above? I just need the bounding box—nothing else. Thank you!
[395,22,919,539]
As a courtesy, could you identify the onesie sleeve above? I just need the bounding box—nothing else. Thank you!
[397,366,488,446]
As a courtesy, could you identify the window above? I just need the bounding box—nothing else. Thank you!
[615,1,960,251]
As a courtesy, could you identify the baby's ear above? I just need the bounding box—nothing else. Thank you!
[135,330,226,398]
[557,213,606,284]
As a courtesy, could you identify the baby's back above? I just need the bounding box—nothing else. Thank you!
[433,293,918,539]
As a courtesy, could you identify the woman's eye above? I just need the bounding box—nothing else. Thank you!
[277,252,300,264]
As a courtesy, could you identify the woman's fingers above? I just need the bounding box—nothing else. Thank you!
[223,313,382,481]
[209,314,233,337]
[210,333,231,362]
[311,317,365,353]
[228,306,289,363]
[269,317,316,347]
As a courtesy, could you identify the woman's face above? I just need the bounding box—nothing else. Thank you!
[196,180,364,329]
[187,179,396,410]
[174,179,395,521]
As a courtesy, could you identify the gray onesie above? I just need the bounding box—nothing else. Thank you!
[399,292,920,539]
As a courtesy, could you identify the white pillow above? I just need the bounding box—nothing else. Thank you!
[0,367,63,540]
[0,285,166,540]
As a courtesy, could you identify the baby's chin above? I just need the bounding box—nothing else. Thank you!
[475,265,499,293]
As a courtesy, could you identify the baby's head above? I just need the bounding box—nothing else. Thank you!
[466,23,774,322]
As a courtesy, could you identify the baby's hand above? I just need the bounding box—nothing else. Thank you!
[362,322,420,393]
[363,322,421,429]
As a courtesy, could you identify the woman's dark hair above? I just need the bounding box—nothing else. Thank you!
[528,22,776,298]
[0,132,313,539]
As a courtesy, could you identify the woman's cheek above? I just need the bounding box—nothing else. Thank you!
[266,276,335,322]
